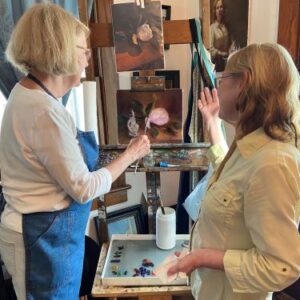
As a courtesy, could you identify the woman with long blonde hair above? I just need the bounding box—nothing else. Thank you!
[168,43,300,300]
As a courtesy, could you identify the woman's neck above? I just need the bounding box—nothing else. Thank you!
[216,16,223,24]
[21,71,72,98]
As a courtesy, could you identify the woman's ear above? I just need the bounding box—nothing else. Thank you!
[235,72,248,111]
[236,72,248,92]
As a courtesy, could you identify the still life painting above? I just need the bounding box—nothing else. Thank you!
[112,1,165,72]
[117,90,183,144]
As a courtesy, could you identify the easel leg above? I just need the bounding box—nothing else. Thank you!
[146,172,161,233]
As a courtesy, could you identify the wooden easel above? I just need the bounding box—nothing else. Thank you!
[77,1,209,298]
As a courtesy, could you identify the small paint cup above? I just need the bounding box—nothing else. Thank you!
[143,150,155,167]
[156,207,176,250]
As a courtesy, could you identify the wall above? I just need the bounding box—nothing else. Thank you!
[248,0,279,44]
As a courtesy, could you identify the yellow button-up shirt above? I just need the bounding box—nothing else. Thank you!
[191,128,300,300]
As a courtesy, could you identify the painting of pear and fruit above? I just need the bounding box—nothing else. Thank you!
[112,0,165,72]
[117,90,183,144]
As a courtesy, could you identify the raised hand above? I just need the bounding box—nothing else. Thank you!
[198,87,220,125]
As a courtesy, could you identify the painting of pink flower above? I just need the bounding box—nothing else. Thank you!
[117,90,183,144]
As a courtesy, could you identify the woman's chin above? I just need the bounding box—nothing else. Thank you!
[74,80,81,87]
[68,74,82,88]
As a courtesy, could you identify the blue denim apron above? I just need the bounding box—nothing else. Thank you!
[22,129,99,300]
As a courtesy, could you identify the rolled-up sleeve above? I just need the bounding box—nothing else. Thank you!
[206,142,228,169]
[224,158,300,292]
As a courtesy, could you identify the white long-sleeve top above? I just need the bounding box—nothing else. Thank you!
[0,83,112,233]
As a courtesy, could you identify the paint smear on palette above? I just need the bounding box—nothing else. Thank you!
[117,89,183,144]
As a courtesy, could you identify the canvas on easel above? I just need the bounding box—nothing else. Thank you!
[112,0,165,72]
[117,89,183,144]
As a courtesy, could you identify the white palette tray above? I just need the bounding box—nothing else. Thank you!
[102,234,189,286]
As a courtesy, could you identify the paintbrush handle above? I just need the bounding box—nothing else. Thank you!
[159,198,165,215]
[134,158,141,173]
[134,123,149,174]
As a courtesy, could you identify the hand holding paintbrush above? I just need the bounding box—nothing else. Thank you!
[134,94,157,173]
[126,134,149,171]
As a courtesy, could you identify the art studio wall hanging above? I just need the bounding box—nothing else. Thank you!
[112,0,165,72]
[208,0,249,72]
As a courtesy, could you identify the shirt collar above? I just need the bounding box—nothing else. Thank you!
[236,128,272,159]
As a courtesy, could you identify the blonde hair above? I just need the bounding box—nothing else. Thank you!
[213,0,226,22]
[226,43,300,147]
[6,3,90,75]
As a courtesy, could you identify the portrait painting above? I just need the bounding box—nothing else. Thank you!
[209,0,249,72]
[112,1,165,72]
[117,89,183,144]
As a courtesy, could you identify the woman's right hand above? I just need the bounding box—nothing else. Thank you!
[125,134,150,163]
[198,87,225,146]
[105,135,150,182]
[198,87,220,126]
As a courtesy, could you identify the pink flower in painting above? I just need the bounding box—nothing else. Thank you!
[148,108,169,126]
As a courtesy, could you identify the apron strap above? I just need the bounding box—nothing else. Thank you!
[189,18,216,89]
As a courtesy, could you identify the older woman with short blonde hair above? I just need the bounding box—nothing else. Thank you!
[168,43,300,300]
[0,3,150,300]
[6,2,90,76]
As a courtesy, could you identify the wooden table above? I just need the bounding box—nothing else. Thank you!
[92,243,193,300]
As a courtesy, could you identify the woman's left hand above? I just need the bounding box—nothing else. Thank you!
[167,248,225,277]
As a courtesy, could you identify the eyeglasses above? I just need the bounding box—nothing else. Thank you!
[215,72,241,88]
[76,45,92,60]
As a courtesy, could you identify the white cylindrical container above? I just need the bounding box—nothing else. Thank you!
[83,81,98,143]
[156,207,176,250]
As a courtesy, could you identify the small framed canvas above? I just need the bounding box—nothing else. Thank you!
[133,70,180,89]
[112,1,165,72]
[117,89,183,144]
[94,204,146,242]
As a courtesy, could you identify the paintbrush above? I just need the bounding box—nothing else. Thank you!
[159,198,166,215]
[134,94,157,174]
[134,120,150,174]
